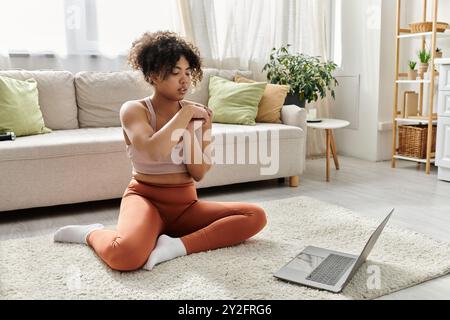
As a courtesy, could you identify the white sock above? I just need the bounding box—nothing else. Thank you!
[143,234,187,270]
[53,223,104,245]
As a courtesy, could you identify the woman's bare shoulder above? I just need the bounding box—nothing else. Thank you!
[121,99,147,110]
[120,99,151,121]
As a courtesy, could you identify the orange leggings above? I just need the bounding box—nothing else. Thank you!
[86,178,267,271]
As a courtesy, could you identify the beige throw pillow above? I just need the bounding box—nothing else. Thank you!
[234,75,289,124]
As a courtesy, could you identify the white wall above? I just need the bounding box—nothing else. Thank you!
[332,0,383,161]
[377,0,397,161]
[331,0,397,162]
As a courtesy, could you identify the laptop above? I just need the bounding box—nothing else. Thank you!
[274,209,394,293]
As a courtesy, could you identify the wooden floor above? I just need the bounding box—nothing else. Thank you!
[1,156,450,300]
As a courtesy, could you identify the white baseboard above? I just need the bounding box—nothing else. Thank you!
[378,121,393,132]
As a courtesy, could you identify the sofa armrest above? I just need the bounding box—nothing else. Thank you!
[281,104,307,173]
[280,104,307,133]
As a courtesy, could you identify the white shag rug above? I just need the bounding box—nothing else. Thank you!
[1,196,450,300]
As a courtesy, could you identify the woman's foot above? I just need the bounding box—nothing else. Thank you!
[53,223,104,244]
[143,234,187,270]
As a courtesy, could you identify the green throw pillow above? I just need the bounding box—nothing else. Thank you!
[208,76,267,125]
[0,75,51,137]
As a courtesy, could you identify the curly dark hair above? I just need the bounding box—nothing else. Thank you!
[127,30,203,86]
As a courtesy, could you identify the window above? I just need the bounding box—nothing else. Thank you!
[326,0,342,66]
[0,0,66,55]
[0,0,181,57]
[95,0,181,57]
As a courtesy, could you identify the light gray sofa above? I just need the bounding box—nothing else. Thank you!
[0,69,307,212]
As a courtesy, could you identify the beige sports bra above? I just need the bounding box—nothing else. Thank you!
[124,97,192,175]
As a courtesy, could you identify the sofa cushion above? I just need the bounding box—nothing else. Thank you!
[0,76,52,137]
[208,76,266,125]
[0,127,125,161]
[75,71,153,128]
[0,123,304,163]
[0,70,78,130]
[211,122,304,143]
[196,124,305,188]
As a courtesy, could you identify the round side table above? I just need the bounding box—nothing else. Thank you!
[307,119,350,182]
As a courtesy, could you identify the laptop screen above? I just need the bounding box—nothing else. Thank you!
[342,209,394,287]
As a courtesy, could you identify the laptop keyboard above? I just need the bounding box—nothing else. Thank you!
[306,254,355,286]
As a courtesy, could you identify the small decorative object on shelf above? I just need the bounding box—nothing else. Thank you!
[435,48,443,59]
[408,61,417,80]
[409,21,448,33]
[418,48,431,75]
[402,91,419,118]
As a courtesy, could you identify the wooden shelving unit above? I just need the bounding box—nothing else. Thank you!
[391,0,449,174]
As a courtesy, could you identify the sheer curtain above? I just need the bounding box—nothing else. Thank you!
[0,0,67,69]
[63,0,182,57]
[0,0,182,69]
[177,0,219,67]
[179,0,332,156]
[0,0,67,55]
[95,0,182,57]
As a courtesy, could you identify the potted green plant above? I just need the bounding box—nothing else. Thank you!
[262,44,338,108]
[435,48,443,59]
[408,60,417,80]
[418,48,431,74]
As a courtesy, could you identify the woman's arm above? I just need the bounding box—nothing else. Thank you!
[185,109,213,181]
[120,101,209,161]
[121,101,194,161]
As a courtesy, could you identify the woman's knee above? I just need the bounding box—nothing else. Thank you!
[248,205,267,233]
[104,240,149,271]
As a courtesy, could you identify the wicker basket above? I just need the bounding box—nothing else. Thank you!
[398,124,437,159]
[410,21,448,33]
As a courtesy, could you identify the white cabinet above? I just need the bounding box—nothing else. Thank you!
[438,91,450,117]
[439,64,450,91]
[436,117,450,168]
[436,60,450,182]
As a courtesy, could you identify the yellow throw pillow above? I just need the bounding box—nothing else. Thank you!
[234,75,288,124]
